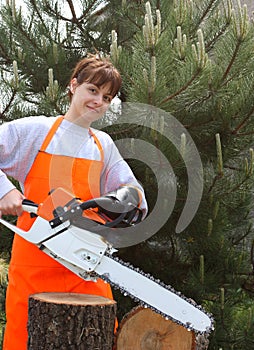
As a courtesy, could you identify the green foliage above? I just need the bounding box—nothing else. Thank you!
[108,1,254,348]
[1,1,254,348]
[0,256,8,347]
[0,220,14,257]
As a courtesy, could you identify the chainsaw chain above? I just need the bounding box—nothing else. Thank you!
[98,252,214,337]
[195,333,210,350]
[43,243,213,344]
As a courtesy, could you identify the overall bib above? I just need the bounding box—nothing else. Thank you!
[3,117,113,350]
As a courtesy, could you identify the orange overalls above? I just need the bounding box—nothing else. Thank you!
[3,117,113,349]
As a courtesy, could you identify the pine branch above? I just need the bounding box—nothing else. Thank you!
[78,0,102,22]
[39,0,73,23]
[234,130,254,136]
[0,90,16,121]
[0,41,12,64]
[43,0,102,48]
[251,240,254,270]
[168,235,176,263]
[80,0,109,22]
[232,225,252,245]
[205,22,231,52]
[207,174,223,193]
[45,0,104,24]
[225,175,251,196]
[221,39,241,82]
[160,68,201,104]
[12,21,43,56]
[28,0,49,32]
[122,13,143,31]
[208,167,252,199]
[193,0,219,33]
[186,117,214,129]
[231,104,254,134]
[66,0,78,22]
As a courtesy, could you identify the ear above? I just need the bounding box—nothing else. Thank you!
[69,78,78,94]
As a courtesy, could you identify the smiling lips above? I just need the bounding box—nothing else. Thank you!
[87,105,99,113]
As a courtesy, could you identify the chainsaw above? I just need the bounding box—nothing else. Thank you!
[0,186,214,335]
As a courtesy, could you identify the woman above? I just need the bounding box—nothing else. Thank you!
[0,55,147,349]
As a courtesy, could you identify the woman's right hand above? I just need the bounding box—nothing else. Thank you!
[0,189,25,218]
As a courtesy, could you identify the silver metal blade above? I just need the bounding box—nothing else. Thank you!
[38,241,213,334]
[96,255,213,334]
[37,223,213,335]
[39,242,213,334]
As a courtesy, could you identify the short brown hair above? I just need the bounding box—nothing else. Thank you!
[68,55,122,101]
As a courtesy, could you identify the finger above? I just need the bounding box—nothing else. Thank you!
[16,206,24,217]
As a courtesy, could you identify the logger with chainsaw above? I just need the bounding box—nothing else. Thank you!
[0,54,148,350]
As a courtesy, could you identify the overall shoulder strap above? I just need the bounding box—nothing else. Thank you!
[89,129,104,162]
[40,116,64,151]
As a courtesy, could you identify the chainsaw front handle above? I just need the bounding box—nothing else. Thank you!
[22,199,38,214]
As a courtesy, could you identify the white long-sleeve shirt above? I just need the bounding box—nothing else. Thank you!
[0,116,147,214]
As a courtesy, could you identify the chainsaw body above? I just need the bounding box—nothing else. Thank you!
[0,187,214,334]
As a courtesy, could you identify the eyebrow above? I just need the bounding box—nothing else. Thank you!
[94,84,114,96]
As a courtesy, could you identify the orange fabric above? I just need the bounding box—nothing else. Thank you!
[3,117,114,350]
[37,187,106,224]
[36,187,81,221]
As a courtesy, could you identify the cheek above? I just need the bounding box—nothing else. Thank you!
[73,92,87,105]
[96,105,109,119]
[102,104,110,114]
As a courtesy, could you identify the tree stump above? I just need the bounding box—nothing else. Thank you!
[114,306,196,350]
[27,292,117,350]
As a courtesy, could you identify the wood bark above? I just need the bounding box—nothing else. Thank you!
[27,292,117,350]
[114,306,196,350]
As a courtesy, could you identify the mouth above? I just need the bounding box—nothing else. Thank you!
[87,105,99,113]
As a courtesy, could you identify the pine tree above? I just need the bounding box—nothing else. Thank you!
[109,1,254,349]
[0,0,254,349]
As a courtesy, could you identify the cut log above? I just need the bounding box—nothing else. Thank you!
[114,306,196,350]
[27,292,117,350]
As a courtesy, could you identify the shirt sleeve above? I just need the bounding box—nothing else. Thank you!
[0,117,51,199]
[98,133,148,217]
[0,121,22,199]
[0,173,16,199]
[102,159,148,217]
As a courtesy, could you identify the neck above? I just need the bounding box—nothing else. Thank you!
[64,111,91,129]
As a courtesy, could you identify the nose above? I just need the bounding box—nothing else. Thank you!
[94,93,104,105]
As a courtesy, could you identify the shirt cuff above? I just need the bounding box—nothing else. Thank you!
[0,174,16,200]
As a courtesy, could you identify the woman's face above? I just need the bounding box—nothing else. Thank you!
[65,78,113,127]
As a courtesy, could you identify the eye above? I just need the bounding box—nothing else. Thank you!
[104,95,112,103]
[89,87,97,93]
